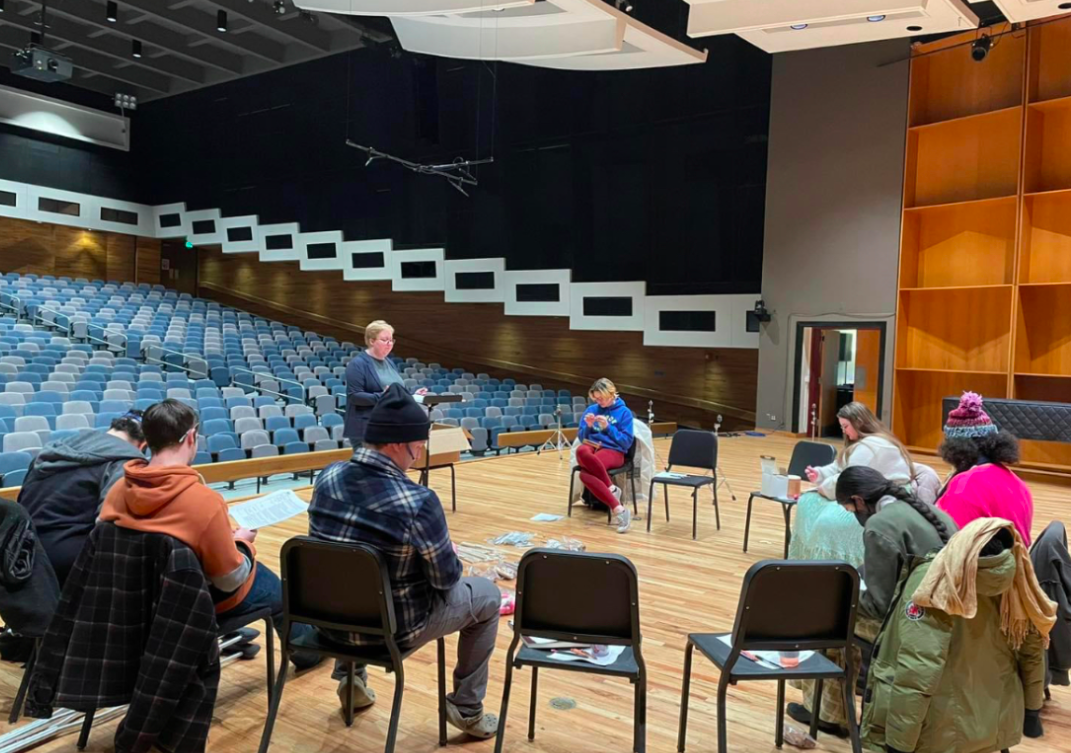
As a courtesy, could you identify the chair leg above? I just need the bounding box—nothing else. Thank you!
[77,709,95,751]
[264,616,275,705]
[664,485,670,522]
[810,679,824,741]
[678,642,694,753]
[9,639,38,724]
[775,679,785,748]
[743,494,755,554]
[843,652,863,753]
[646,481,656,533]
[257,648,291,753]
[437,638,447,747]
[713,485,720,530]
[716,673,731,753]
[345,662,355,727]
[494,652,517,753]
[450,464,457,512]
[383,663,406,753]
[528,667,539,740]
[691,489,698,540]
[568,469,576,518]
[636,670,647,753]
[782,504,793,559]
[630,468,638,515]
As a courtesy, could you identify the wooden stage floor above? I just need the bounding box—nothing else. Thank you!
[2,433,1069,753]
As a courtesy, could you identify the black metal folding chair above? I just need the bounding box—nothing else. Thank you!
[566,439,639,522]
[647,429,719,539]
[743,440,836,557]
[495,549,647,753]
[678,560,862,753]
[257,537,446,753]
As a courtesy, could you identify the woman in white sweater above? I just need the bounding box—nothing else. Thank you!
[805,402,915,499]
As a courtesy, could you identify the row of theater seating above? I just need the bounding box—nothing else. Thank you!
[0,272,589,485]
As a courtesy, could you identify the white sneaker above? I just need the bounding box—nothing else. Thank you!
[609,484,622,503]
[615,506,632,534]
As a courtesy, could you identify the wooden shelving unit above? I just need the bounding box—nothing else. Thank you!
[894,18,1071,469]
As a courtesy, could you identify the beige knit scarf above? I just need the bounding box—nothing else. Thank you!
[912,517,1057,650]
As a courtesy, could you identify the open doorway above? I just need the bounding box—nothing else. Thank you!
[792,322,887,437]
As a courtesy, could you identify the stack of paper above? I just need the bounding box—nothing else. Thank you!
[229,489,309,530]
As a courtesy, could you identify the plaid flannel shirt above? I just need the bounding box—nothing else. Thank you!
[28,522,220,753]
[308,447,461,645]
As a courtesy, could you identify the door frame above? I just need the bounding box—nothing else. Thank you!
[791,320,888,434]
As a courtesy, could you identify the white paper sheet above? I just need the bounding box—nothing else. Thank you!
[654,471,689,480]
[550,645,626,667]
[716,635,814,670]
[530,513,564,522]
[229,489,309,530]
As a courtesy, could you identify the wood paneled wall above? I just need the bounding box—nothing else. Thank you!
[197,248,758,429]
[0,216,160,285]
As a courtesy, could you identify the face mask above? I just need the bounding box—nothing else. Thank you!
[852,509,875,528]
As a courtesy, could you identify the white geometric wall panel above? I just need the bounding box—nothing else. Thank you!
[296,0,535,15]
[687,0,978,52]
[257,223,303,263]
[444,258,507,303]
[185,209,224,246]
[341,240,394,282]
[391,0,626,62]
[220,216,261,254]
[570,281,646,332]
[975,0,1070,22]
[526,15,708,71]
[391,248,446,292]
[298,230,346,272]
[153,203,189,239]
[503,269,572,317]
[0,179,759,348]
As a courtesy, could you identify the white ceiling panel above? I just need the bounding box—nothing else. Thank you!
[976,0,1071,22]
[728,0,978,52]
[296,0,535,15]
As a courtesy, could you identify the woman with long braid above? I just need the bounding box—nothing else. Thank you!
[787,466,959,735]
[835,465,958,621]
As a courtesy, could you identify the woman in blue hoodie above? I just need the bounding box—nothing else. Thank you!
[576,378,635,533]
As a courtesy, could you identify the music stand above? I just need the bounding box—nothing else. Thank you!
[418,393,465,510]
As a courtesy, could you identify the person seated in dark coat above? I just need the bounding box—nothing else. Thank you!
[20,411,146,586]
[343,320,426,445]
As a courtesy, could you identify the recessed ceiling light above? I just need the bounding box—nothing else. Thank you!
[867,15,886,22]
[790,23,808,30]
[907,25,923,31]
[131,39,141,58]
[1060,2,1071,8]
[106,1,117,23]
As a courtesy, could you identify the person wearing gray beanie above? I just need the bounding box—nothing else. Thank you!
[307,383,500,739]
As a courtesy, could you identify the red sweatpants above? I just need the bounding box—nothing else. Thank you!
[576,444,625,512]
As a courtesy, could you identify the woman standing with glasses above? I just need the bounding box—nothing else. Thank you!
[343,320,427,445]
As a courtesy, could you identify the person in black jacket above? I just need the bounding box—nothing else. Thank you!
[19,412,146,586]
[1032,521,1071,695]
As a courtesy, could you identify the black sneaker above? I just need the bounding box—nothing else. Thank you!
[786,702,850,739]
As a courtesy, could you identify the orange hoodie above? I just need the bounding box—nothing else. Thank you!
[99,459,256,613]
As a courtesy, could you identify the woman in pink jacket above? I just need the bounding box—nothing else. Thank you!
[937,392,1035,546]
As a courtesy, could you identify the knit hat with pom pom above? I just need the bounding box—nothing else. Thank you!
[944,392,998,439]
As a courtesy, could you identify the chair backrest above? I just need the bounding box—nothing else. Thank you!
[667,429,718,472]
[513,549,640,646]
[281,537,399,639]
[728,560,859,655]
[786,441,837,478]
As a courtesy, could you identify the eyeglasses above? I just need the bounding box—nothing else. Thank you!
[375,338,395,345]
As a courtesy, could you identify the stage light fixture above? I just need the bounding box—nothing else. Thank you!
[217,10,228,32]
[273,0,286,14]
[106,1,117,22]
[113,93,138,111]
[971,35,991,62]
[790,23,808,29]
[614,0,633,12]
[131,39,141,58]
